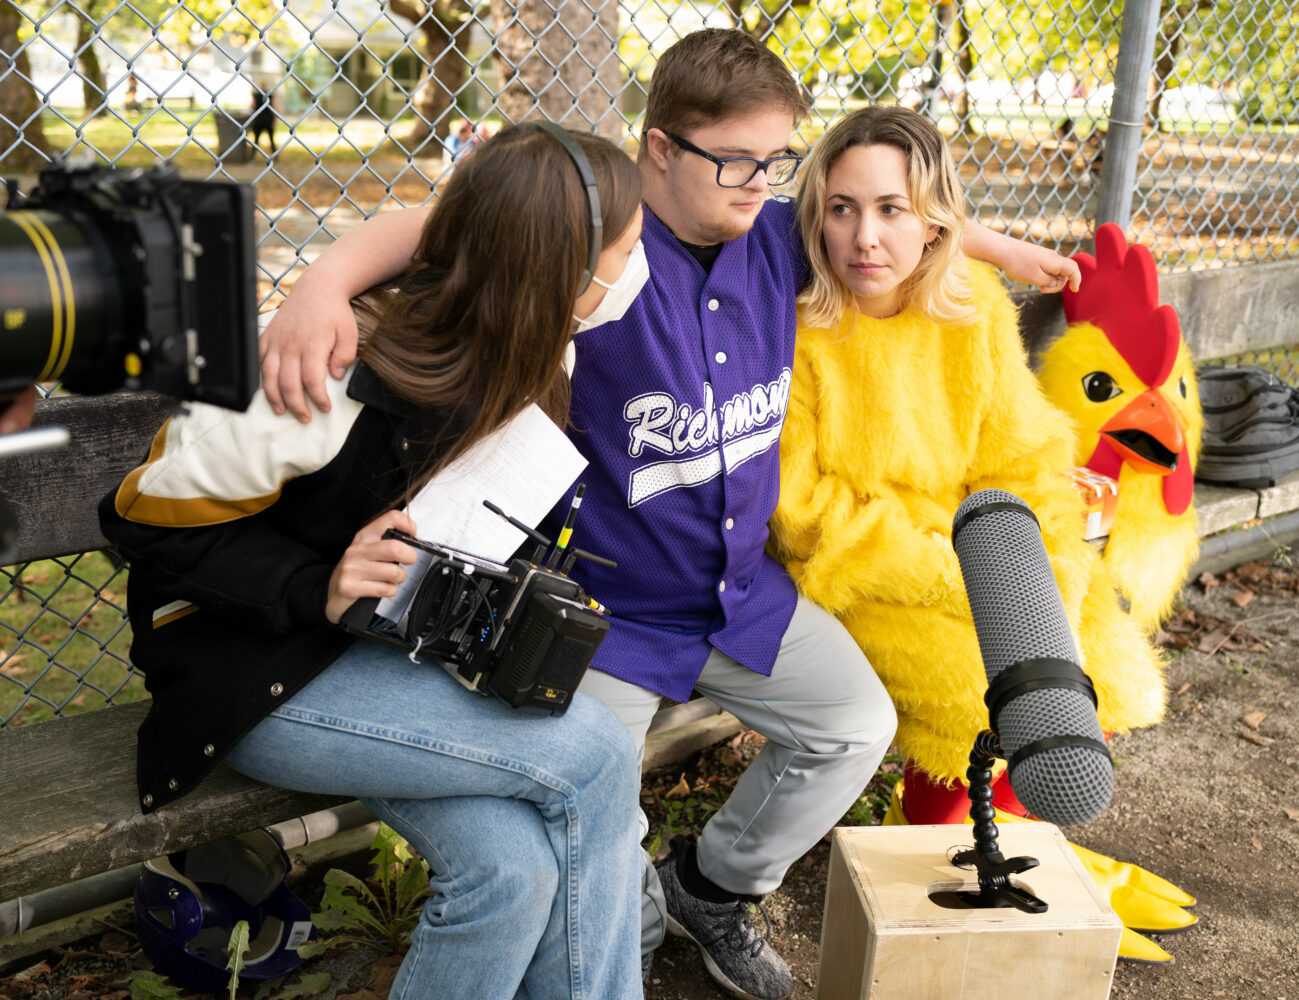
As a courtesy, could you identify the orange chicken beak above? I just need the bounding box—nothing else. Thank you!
[1099,388,1185,475]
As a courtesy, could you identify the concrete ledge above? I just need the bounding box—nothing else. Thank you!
[1258,469,1299,520]
[1194,482,1261,536]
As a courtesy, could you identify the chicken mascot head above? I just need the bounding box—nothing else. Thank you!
[1036,223,1203,629]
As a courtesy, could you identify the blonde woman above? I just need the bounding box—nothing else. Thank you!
[768,106,1193,963]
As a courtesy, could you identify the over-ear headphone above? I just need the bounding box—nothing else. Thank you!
[530,121,604,293]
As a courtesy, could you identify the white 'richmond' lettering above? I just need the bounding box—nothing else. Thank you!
[624,370,792,505]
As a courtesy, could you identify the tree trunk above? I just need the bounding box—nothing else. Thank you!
[489,0,621,139]
[74,4,106,114]
[954,0,974,135]
[921,0,956,119]
[723,0,753,35]
[1150,23,1179,129]
[0,0,53,170]
[1150,0,1211,130]
[388,0,471,147]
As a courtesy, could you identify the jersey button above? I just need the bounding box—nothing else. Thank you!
[718,580,726,593]
[715,351,727,364]
[725,517,734,530]
[707,299,720,311]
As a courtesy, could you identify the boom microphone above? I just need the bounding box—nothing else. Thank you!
[951,489,1113,826]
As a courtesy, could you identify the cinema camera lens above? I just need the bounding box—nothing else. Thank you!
[0,162,258,411]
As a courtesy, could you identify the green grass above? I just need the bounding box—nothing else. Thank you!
[0,552,142,728]
[33,107,446,173]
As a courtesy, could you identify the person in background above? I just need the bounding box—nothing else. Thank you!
[447,118,480,162]
[99,123,648,1000]
[248,85,278,154]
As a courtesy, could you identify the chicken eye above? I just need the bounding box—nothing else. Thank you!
[1082,371,1121,402]
[1178,375,1188,398]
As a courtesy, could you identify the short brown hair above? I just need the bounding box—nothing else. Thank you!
[643,29,808,145]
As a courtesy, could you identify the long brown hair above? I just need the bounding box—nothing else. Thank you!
[797,106,973,329]
[356,124,641,494]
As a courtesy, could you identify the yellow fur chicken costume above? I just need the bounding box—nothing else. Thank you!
[770,260,1195,962]
[1036,223,1204,630]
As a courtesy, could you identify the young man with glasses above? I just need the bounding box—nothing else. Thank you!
[260,30,1078,1000]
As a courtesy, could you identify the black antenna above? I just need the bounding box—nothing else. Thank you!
[482,500,550,562]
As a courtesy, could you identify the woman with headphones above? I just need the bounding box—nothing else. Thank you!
[100,123,647,999]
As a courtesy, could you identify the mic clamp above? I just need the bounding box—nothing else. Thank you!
[983,658,1112,778]
[948,730,1049,914]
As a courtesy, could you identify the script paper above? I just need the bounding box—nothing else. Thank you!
[374,404,586,621]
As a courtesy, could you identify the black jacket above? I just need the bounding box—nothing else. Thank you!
[99,365,449,812]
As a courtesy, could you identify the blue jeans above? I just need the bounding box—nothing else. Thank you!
[224,640,643,1000]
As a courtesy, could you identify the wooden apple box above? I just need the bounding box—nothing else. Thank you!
[817,824,1121,1000]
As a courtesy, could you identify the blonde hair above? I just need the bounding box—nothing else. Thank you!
[797,106,974,328]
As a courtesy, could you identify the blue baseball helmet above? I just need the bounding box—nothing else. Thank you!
[134,829,316,992]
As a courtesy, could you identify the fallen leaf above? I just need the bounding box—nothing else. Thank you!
[1197,628,1230,653]
[1198,571,1220,590]
[1238,730,1275,747]
[1230,589,1255,609]
[98,924,131,950]
[366,955,402,997]
[1282,807,1299,821]
[664,775,691,800]
[1251,836,1263,851]
[1237,561,1270,583]
[718,746,743,768]
[1241,710,1267,730]
[1174,682,1192,696]
[10,961,51,983]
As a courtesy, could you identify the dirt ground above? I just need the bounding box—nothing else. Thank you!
[4,556,1299,1000]
[646,556,1299,1000]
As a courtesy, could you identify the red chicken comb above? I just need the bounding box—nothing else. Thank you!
[1061,222,1180,389]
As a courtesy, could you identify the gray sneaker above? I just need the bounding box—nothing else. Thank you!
[656,838,793,1000]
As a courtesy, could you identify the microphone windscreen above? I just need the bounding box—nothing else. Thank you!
[952,489,1113,826]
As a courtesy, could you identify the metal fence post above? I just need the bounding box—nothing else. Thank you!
[1096,0,1162,230]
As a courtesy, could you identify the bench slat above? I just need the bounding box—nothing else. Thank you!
[3,393,171,563]
[0,701,347,901]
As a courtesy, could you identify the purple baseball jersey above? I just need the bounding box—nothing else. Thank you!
[544,197,804,702]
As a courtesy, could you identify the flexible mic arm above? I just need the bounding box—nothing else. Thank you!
[948,730,1049,914]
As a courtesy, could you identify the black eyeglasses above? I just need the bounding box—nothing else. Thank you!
[657,130,802,188]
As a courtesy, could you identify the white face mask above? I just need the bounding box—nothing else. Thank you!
[572,239,649,334]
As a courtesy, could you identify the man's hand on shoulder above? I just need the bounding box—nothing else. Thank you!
[259,276,359,423]
[1003,240,1082,294]
[962,220,1082,295]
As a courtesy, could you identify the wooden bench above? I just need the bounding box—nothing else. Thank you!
[4,259,1299,933]
[0,392,740,916]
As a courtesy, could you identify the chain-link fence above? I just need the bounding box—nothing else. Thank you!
[3,0,1298,727]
